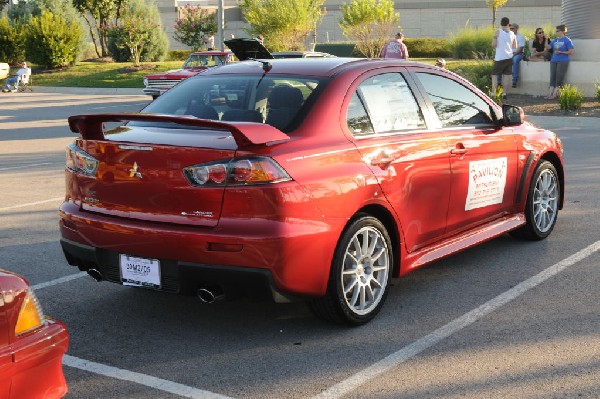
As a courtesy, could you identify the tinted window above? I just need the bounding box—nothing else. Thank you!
[346,93,374,136]
[352,73,425,135]
[415,73,493,127]
[139,75,325,132]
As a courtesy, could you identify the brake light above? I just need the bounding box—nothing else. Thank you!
[15,289,45,335]
[66,143,99,177]
[183,156,291,186]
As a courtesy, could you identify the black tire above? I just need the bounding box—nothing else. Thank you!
[511,160,560,240]
[309,214,393,326]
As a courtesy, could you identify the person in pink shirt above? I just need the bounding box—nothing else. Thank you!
[380,32,409,59]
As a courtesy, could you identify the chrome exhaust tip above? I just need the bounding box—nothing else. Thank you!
[87,268,103,282]
[197,285,225,304]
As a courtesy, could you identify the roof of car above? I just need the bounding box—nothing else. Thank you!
[190,50,233,56]
[200,57,425,77]
[271,51,334,58]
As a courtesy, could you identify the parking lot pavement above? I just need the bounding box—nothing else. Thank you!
[1,92,599,399]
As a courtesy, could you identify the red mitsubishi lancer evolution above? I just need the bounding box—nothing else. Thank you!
[59,57,564,325]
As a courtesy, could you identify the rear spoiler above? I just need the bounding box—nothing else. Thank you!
[68,113,290,147]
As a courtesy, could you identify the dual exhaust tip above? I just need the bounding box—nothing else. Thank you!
[86,269,225,304]
[197,285,225,304]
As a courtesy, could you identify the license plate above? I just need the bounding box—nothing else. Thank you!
[119,254,161,288]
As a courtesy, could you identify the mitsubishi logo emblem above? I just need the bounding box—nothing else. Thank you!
[129,162,143,179]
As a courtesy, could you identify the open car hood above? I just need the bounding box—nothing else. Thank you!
[225,38,273,61]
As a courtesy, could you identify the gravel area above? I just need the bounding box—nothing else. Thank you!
[507,94,600,118]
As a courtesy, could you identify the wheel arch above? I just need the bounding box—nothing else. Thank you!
[350,204,402,277]
[540,151,565,210]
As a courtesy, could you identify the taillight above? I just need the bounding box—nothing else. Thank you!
[183,156,291,187]
[15,289,45,335]
[66,143,99,177]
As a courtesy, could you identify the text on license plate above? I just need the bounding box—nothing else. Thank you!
[119,254,161,288]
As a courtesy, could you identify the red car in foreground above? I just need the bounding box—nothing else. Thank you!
[60,58,564,325]
[0,270,69,397]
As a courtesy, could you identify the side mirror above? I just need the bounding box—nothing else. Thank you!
[502,104,524,126]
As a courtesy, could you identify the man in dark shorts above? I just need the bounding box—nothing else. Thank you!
[491,17,517,98]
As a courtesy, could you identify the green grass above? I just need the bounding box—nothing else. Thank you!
[28,59,489,89]
[31,61,183,88]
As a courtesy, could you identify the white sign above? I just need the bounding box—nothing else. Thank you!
[120,254,161,288]
[465,157,507,211]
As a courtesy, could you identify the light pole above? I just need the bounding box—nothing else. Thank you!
[217,0,225,50]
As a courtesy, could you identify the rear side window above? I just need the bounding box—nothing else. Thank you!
[347,73,425,136]
[415,73,493,127]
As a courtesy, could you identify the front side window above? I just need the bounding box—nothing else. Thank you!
[347,73,425,136]
[415,73,493,127]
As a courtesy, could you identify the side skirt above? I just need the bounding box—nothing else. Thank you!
[400,214,526,276]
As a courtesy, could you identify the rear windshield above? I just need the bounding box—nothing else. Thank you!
[140,74,326,132]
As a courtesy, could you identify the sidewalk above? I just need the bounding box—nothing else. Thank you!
[33,86,144,95]
[27,87,599,129]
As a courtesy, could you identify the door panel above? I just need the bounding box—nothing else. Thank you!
[345,71,451,252]
[412,72,518,234]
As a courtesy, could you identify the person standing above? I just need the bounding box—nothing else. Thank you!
[491,17,517,98]
[510,23,526,87]
[545,24,574,100]
[380,32,409,60]
[203,33,215,51]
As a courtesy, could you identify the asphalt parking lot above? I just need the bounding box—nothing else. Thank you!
[1,90,599,398]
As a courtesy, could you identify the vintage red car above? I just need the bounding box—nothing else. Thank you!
[143,50,234,99]
[0,269,69,397]
[60,58,564,325]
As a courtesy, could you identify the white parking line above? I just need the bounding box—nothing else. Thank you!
[32,272,87,291]
[0,162,56,171]
[0,197,63,212]
[63,355,234,399]
[312,240,600,399]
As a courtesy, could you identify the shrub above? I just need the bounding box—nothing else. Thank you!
[107,0,168,63]
[24,11,83,68]
[595,80,600,102]
[167,50,192,61]
[450,26,495,59]
[0,17,24,64]
[449,60,493,93]
[558,84,583,110]
[404,38,451,58]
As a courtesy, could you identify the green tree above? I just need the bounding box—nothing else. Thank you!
[173,5,216,51]
[239,0,325,52]
[0,17,25,64]
[72,0,126,58]
[339,0,399,58]
[108,0,165,64]
[485,0,513,27]
[24,10,84,67]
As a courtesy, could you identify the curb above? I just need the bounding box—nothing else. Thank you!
[23,87,600,129]
[527,115,599,129]
[33,86,145,96]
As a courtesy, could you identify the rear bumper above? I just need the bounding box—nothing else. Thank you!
[59,201,344,299]
[6,320,69,399]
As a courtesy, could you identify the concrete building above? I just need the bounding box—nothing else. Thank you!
[160,0,563,50]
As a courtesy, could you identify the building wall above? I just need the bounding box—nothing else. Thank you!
[164,0,563,50]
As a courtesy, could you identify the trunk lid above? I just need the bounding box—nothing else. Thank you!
[68,114,289,227]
